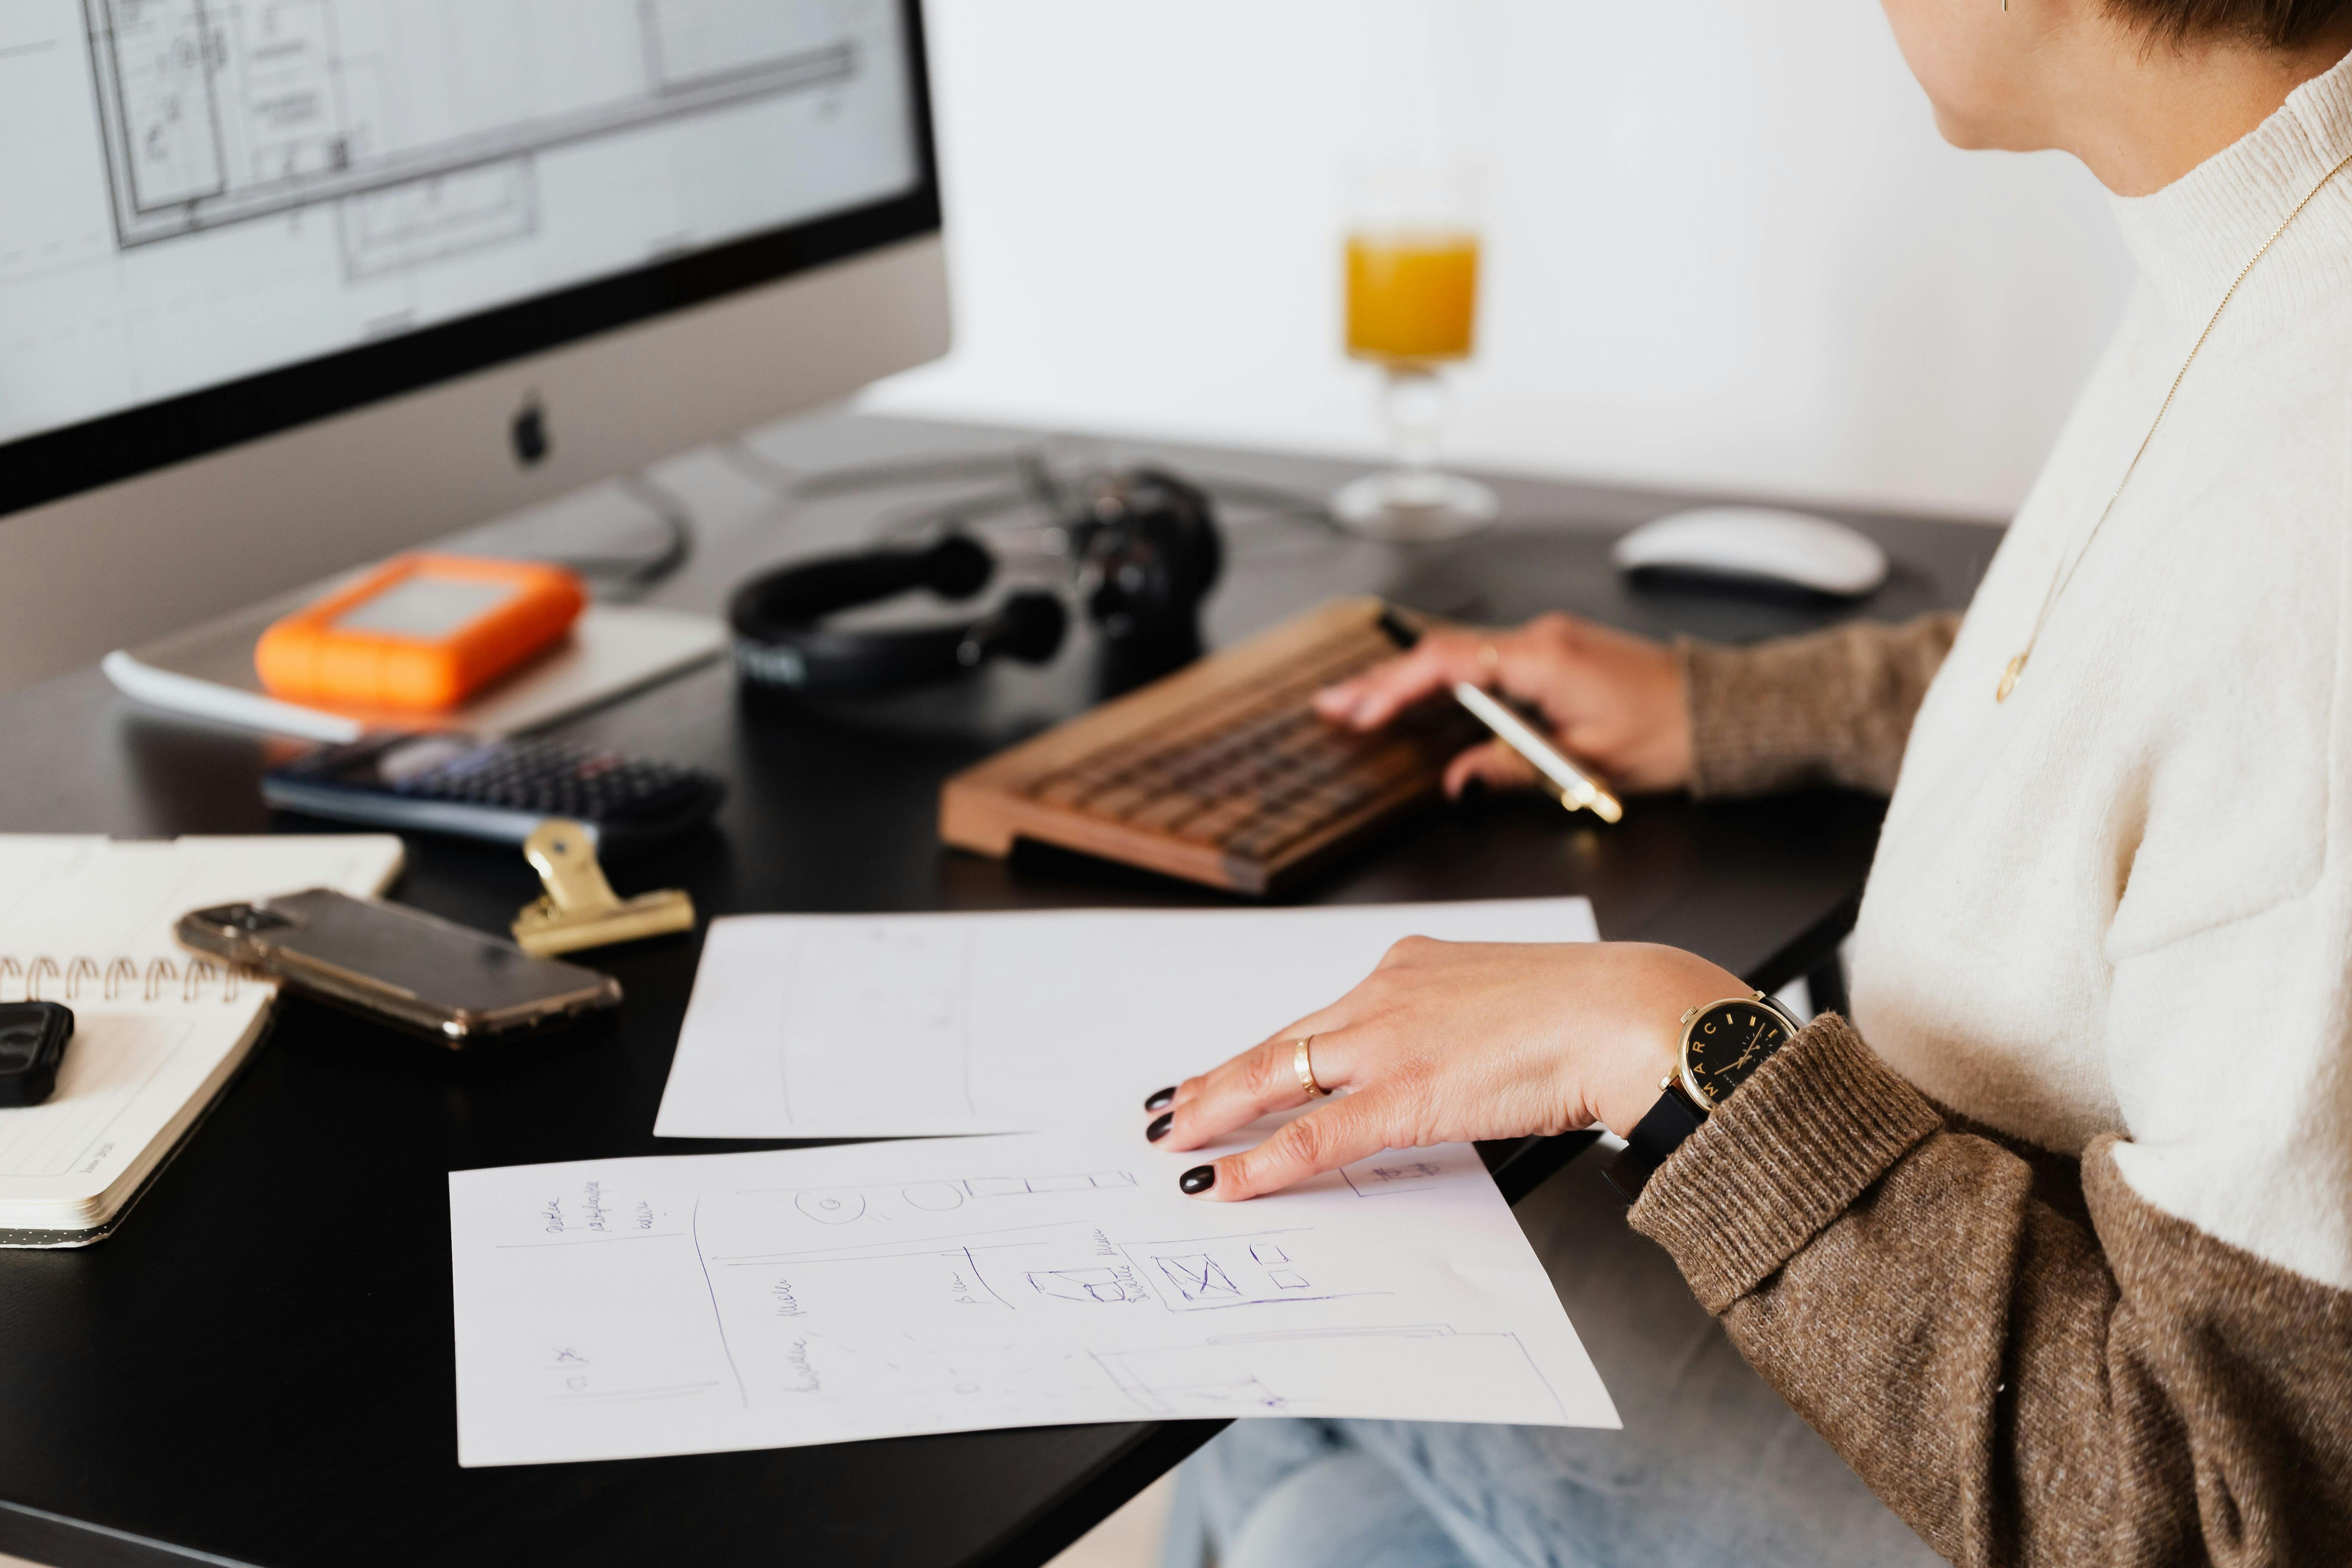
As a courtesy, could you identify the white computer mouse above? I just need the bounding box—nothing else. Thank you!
[1611,506,1889,598]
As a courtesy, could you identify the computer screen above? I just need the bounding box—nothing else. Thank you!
[0,0,937,516]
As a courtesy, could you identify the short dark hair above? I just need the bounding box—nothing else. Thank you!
[2110,0,2352,46]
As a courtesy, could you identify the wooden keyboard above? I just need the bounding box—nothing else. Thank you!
[939,598,1482,894]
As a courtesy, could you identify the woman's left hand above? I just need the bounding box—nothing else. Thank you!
[1146,939,1748,1200]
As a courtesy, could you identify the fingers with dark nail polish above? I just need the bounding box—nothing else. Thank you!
[1144,1086,1176,1112]
[1179,1165,1216,1195]
[1146,1112,1173,1142]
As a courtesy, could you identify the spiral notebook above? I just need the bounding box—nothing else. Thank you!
[0,833,406,1246]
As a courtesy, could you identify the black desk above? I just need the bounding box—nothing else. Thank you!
[0,413,1995,1568]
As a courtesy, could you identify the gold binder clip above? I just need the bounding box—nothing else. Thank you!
[511,819,695,957]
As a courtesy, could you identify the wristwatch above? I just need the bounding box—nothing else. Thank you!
[1604,990,1801,1203]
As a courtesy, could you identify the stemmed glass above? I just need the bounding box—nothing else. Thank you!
[1331,156,1497,542]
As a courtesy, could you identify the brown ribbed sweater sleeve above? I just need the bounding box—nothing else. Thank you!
[1679,612,1961,798]
[1629,1016,2352,1566]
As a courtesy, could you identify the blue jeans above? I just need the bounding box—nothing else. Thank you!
[1161,1146,1943,1568]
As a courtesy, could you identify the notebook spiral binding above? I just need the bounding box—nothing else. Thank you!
[0,955,253,1006]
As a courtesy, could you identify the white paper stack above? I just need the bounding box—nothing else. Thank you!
[655,898,1602,1139]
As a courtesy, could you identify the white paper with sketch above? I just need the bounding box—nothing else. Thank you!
[654,897,1599,1139]
[448,1129,1619,1466]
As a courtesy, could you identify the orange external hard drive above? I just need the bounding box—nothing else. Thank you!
[254,554,585,711]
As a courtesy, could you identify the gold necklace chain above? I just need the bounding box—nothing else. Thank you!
[1997,146,2352,702]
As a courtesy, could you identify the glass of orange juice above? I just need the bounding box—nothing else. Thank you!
[1332,156,1497,541]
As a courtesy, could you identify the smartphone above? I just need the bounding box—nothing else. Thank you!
[177,890,621,1047]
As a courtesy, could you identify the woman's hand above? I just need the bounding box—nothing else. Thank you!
[1314,612,1694,797]
[1144,938,1747,1200]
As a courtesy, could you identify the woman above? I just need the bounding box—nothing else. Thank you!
[1155,1,2352,1563]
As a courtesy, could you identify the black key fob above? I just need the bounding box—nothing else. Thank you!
[0,1002,73,1107]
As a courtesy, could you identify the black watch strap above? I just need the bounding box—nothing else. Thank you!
[1604,1085,1708,1204]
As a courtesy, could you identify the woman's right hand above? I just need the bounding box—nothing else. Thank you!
[1315,612,1695,797]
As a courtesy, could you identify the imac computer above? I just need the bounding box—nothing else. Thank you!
[0,0,948,689]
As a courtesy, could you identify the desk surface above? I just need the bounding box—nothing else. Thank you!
[0,413,1994,1568]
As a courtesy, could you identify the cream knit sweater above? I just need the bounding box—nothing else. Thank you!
[1845,52,2352,1292]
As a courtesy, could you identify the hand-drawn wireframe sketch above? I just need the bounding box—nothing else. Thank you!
[705,1205,1348,1319]
[965,1171,1136,1197]
[1027,1267,1151,1305]
[1122,1231,1342,1310]
[1092,1328,1571,1424]
[1154,1253,1237,1303]
[756,1170,1139,1229]
[448,1131,1620,1467]
[794,1188,865,1225]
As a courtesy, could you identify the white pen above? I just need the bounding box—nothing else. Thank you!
[1376,606,1625,824]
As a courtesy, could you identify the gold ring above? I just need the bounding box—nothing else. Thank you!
[1294,1036,1330,1098]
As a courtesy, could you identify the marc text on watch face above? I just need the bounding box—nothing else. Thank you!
[1685,1004,1792,1104]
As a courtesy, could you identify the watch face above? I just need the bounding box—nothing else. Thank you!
[1682,1000,1793,1106]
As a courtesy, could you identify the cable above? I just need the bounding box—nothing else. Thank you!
[532,471,695,595]
[612,472,695,586]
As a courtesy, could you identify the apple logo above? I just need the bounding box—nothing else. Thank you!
[511,395,551,467]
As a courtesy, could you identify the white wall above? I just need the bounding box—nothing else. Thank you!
[864,0,2136,520]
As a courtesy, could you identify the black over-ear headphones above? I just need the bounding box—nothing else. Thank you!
[729,468,1222,699]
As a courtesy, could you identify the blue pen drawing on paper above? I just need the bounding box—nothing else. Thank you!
[771,1169,1141,1227]
[447,1130,1621,1466]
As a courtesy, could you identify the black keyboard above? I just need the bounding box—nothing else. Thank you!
[264,734,726,851]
